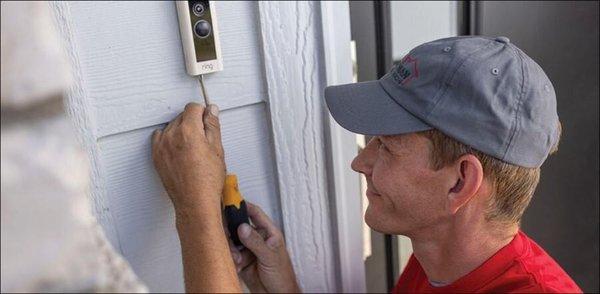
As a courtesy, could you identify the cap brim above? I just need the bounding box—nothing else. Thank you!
[324,80,431,135]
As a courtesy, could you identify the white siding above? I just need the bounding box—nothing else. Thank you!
[51,1,358,292]
[53,1,280,292]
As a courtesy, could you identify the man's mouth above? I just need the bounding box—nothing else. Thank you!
[366,188,381,198]
[365,178,381,197]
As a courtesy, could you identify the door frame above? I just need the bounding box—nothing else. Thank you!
[321,1,367,293]
[257,1,366,292]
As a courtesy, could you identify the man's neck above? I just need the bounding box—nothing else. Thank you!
[409,216,519,285]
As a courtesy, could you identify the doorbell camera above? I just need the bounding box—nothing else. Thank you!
[176,1,223,76]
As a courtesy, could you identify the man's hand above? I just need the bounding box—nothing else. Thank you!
[152,102,225,223]
[152,103,241,293]
[230,202,300,293]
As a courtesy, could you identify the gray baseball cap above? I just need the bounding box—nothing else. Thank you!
[325,36,560,168]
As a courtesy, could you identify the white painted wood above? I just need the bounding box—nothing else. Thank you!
[52,1,283,292]
[257,2,337,292]
[320,2,367,292]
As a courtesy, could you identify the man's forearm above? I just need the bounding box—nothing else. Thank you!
[176,205,241,293]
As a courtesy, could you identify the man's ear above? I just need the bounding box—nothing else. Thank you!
[446,154,484,215]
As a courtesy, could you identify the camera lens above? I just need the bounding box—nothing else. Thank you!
[192,3,204,16]
[194,20,211,38]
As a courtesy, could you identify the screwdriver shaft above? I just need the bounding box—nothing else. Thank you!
[198,74,211,106]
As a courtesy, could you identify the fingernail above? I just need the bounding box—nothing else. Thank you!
[239,223,251,238]
[209,104,219,117]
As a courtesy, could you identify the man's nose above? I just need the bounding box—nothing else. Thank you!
[351,140,375,176]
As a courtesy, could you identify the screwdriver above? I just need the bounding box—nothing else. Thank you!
[198,75,249,248]
[222,175,249,247]
[198,74,211,106]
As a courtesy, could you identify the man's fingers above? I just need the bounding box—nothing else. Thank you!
[203,104,222,146]
[246,202,281,239]
[238,261,266,292]
[256,227,269,240]
[151,129,163,166]
[238,223,276,265]
[230,249,243,266]
[152,129,162,146]
[246,204,285,251]
[235,248,256,270]
[181,102,206,134]
[164,112,183,134]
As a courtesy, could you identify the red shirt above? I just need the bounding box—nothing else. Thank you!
[393,231,582,293]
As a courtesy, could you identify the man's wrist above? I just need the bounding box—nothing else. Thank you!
[174,200,223,230]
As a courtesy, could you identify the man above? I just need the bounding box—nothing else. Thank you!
[152,36,582,292]
[1,2,146,292]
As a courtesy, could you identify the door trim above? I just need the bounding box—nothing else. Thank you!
[321,1,367,292]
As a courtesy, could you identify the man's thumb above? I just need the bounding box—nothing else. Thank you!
[238,223,275,264]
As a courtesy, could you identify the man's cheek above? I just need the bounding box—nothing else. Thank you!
[370,164,387,192]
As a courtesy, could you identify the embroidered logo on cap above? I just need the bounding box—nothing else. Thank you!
[392,55,419,86]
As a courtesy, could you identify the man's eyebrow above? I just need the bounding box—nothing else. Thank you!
[379,135,400,147]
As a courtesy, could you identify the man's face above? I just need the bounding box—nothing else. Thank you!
[351,134,452,236]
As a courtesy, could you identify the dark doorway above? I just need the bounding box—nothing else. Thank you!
[477,2,599,292]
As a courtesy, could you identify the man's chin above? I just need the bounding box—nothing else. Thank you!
[364,210,391,234]
[364,208,408,235]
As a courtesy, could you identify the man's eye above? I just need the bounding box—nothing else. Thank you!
[378,140,389,152]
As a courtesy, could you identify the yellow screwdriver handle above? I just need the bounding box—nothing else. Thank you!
[222,174,249,247]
